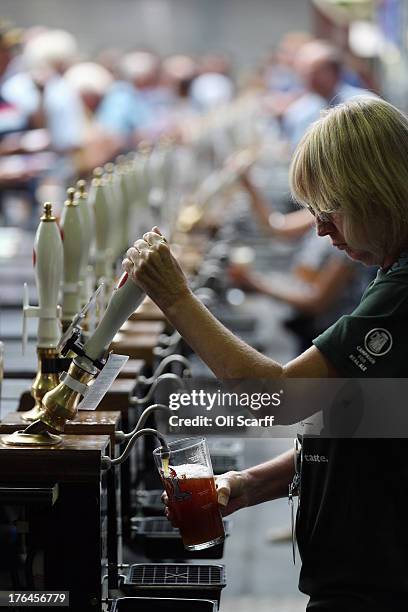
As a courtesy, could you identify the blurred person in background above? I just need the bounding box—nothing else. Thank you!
[226,38,375,353]
[0,21,53,225]
[282,39,372,149]
[5,28,86,156]
[161,54,199,131]
[95,46,123,80]
[190,52,235,111]
[64,61,123,171]
[262,31,313,116]
[96,50,158,144]
[244,40,374,246]
[64,61,114,122]
[0,20,29,149]
[122,51,174,113]
[230,168,373,355]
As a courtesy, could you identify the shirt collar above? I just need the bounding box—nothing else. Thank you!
[376,251,408,281]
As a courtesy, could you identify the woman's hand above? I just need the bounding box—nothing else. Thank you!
[161,470,251,526]
[122,227,191,312]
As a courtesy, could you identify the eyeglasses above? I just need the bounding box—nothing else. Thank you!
[306,205,338,225]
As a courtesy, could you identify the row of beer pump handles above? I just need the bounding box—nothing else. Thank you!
[5,95,263,467]
[11,181,175,465]
[14,193,172,467]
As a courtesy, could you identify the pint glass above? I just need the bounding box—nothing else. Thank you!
[153,437,225,551]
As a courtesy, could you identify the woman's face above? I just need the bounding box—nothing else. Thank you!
[315,212,390,267]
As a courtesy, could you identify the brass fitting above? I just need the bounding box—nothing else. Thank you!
[40,361,94,432]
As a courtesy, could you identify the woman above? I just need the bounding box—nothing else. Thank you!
[123,96,408,611]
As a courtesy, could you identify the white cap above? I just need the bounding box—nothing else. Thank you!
[119,51,159,81]
[24,29,77,70]
[191,73,234,110]
[64,62,113,96]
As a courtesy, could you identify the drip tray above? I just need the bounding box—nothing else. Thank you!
[123,563,226,604]
[111,597,217,611]
[131,517,230,559]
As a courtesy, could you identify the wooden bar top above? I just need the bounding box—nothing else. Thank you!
[0,410,121,452]
[97,378,134,411]
[129,297,167,322]
[120,320,165,335]
[110,333,158,364]
[0,434,110,483]
[18,378,135,413]
[119,358,145,379]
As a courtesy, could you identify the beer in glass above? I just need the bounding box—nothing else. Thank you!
[153,437,225,551]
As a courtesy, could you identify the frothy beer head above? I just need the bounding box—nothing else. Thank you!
[165,463,212,479]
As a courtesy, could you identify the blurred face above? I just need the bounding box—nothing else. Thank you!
[312,210,391,267]
[82,91,102,112]
[298,57,339,99]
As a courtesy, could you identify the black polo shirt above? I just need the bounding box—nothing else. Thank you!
[297,257,408,611]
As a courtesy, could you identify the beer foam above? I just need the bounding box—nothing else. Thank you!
[167,463,212,479]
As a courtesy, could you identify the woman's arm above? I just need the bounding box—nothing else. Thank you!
[165,448,295,521]
[123,230,339,380]
[215,449,295,516]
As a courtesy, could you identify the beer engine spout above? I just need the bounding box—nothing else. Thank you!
[115,403,172,442]
[101,427,170,470]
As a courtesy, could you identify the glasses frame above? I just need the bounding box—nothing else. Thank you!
[306,204,340,225]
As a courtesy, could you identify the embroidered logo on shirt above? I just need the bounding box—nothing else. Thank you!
[364,328,393,356]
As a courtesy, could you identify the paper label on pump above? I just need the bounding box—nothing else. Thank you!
[77,353,129,410]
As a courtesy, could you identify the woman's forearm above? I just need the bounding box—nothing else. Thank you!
[244,448,295,505]
[165,290,284,380]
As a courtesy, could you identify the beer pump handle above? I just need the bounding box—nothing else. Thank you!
[81,272,145,362]
[56,284,104,354]
[76,181,94,306]
[22,203,63,353]
[22,283,30,355]
[61,189,84,324]
[89,169,112,282]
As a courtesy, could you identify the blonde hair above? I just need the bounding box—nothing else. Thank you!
[290,96,408,258]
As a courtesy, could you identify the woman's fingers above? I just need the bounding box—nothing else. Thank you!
[135,238,150,252]
[122,258,133,273]
[215,476,232,507]
[143,231,166,246]
[161,490,179,527]
[122,227,190,311]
